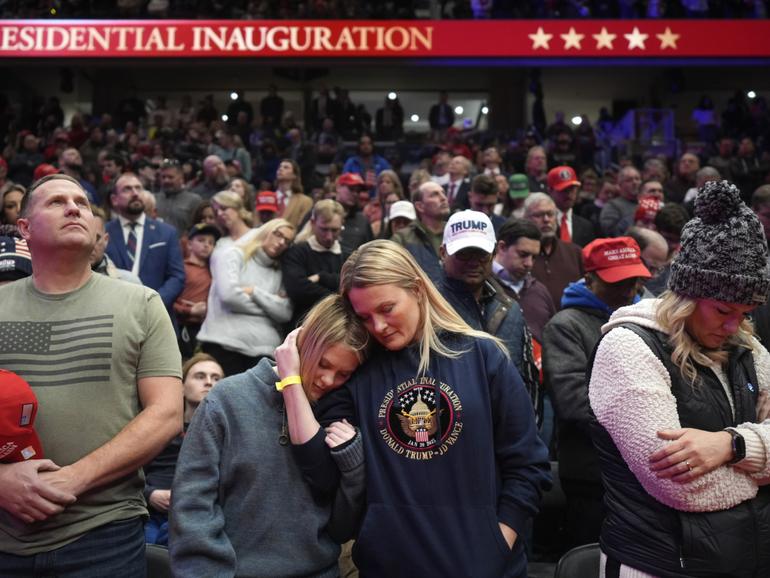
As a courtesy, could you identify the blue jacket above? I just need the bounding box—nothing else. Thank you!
[341,154,391,184]
[560,278,640,314]
[305,334,551,577]
[105,217,185,310]
[438,274,527,376]
[390,221,443,287]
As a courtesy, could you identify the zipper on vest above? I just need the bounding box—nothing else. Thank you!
[679,546,685,569]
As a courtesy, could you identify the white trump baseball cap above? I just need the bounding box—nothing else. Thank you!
[443,210,496,256]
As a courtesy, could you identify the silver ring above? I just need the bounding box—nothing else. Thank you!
[686,460,693,471]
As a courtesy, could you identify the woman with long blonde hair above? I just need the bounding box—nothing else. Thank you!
[197,218,296,376]
[280,238,550,578]
[369,168,404,237]
[210,189,253,253]
[588,180,770,577]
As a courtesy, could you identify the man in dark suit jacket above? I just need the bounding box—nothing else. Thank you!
[428,91,455,133]
[547,165,596,248]
[106,173,185,312]
[443,155,472,211]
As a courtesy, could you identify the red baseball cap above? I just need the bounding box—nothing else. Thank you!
[255,191,279,213]
[33,163,61,183]
[547,166,581,192]
[583,237,651,283]
[0,370,43,463]
[337,172,366,188]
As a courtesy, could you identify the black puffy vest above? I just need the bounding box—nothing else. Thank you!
[589,323,770,578]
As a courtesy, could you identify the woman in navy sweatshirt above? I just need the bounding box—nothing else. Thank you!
[286,239,551,578]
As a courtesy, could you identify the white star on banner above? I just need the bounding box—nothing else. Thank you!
[625,27,649,50]
[529,27,553,50]
[561,27,584,50]
[656,27,680,49]
[592,27,616,50]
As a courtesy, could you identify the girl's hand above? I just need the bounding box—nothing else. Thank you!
[325,419,356,448]
[275,327,302,379]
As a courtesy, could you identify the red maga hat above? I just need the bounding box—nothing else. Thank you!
[255,191,279,213]
[0,370,43,463]
[583,237,651,283]
[33,163,61,182]
[337,172,366,188]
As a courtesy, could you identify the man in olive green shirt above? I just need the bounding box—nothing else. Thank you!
[0,174,182,576]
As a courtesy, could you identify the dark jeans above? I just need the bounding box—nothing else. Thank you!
[0,517,146,578]
[201,342,264,377]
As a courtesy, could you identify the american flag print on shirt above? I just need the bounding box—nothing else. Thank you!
[0,315,113,387]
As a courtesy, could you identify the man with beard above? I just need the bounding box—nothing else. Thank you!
[341,134,391,193]
[192,155,230,200]
[391,180,450,284]
[155,159,202,238]
[57,147,98,204]
[334,172,374,257]
[106,173,185,314]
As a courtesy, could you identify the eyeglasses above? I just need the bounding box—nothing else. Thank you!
[641,257,662,277]
[161,158,180,168]
[272,229,293,245]
[529,210,556,219]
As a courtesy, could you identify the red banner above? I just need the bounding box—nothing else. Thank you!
[0,20,768,58]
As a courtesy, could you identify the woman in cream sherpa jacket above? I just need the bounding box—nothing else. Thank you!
[589,297,770,578]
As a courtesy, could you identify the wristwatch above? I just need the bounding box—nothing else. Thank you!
[724,427,746,465]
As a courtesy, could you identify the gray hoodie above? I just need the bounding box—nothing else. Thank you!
[170,358,364,578]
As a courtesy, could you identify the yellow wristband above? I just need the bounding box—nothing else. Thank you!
[275,375,302,391]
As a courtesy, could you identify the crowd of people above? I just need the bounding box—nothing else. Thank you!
[2,83,770,578]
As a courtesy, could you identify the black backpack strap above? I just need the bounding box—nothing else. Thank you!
[486,277,543,427]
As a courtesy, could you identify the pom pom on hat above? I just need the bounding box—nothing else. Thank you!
[668,180,770,305]
[694,180,742,224]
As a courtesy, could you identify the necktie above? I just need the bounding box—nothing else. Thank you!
[126,222,138,263]
[449,182,457,204]
[560,213,571,243]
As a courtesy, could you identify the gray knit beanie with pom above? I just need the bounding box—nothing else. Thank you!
[668,180,770,305]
